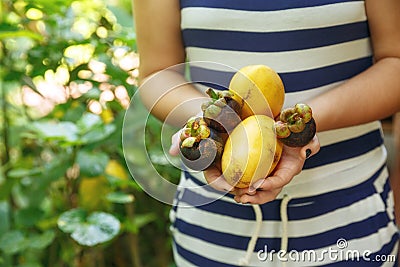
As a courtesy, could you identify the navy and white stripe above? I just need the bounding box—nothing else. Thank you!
[171,0,399,266]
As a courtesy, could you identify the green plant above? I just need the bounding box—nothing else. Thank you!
[0,0,179,266]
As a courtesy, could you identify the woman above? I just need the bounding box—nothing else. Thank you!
[133,0,400,266]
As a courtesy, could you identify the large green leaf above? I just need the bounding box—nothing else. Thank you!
[77,113,103,133]
[79,124,116,144]
[0,230,27,254]
[30,121,79,143]
[16,156,72,207]
[28,230,55,250]
[72,212,120,246]
[14,207,45,228]
[58,209,120,246]
[57,209,86,234]
[76,150,109,177]
[0,229,54,255]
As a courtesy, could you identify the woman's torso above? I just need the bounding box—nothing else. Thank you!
[179,0,387,198]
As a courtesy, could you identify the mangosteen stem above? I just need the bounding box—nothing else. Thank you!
[191,121,198,136]
[206,88,219,100]
[287,113,300,124]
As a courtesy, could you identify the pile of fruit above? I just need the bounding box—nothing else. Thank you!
[179,65,316,188]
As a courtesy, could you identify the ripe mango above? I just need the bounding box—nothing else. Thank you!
[221,115,282,188]
[229,65,285,120]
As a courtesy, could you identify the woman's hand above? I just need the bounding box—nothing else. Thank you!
[170,127,320,201]
[168,130,182,156]
[234,136,320,204]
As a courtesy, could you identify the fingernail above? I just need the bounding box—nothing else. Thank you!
[252,179,265,190]
[247,189,257,195]
[306,149,311,159]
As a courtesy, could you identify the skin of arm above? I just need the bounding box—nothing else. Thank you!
[308,0,400,131]
[133,0,206,127]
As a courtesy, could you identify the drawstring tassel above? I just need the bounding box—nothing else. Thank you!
[238,194,291,266]
[280,194,291,267]
[238,204,263,266]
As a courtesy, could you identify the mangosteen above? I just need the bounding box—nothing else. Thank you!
[275,103,316,147]
[201,88,242,133]
[179,117,225,171]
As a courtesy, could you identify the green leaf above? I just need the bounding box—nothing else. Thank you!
[125,213,157,234]
[7,168,43,178]
[0,202,10,236]
[28,230,55,250]
[0,31,43,41]
[106,192,134,204]
[16,156,72,207]
[58,210,120,246]
[0,179,16,201]
[62,103,86,122]
[76,150,109,177]
[14,207,44,228]
[80,124,116,144]
[30,121,78,143]
[133,213,157,229]
[77,113,103,133]
[0,230,27,254]
[57,209,86,234]
[75,212,120,246]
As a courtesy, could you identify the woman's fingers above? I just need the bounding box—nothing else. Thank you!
[237,188,282,204]
[235,135,321,204]
[169,130,181,156]
[300,135,320,159]
[203,166,235,192]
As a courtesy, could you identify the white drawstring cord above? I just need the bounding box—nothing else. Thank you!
[280,194,291,267]
[238,204,263,266]
[238,195,291,266]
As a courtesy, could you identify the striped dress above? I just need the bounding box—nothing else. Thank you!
[170,0,400,266]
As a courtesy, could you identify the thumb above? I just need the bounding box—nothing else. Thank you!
[169,130,181,156]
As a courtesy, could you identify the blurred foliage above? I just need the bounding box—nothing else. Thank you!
[0,0,179,266]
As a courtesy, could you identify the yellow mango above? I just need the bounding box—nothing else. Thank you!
[221,115,282,188]
[229,65,285,120]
